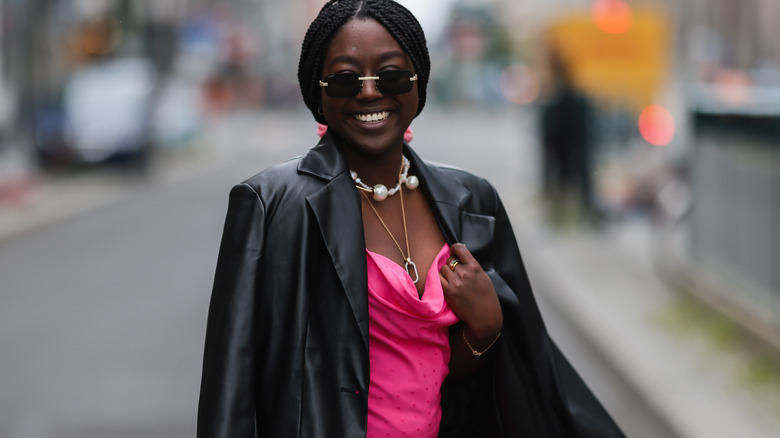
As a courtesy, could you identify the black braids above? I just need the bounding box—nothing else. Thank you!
[298,1,357,124]
[298,0,431,125]
[367,4,429,107]
[362,0,431,97]
[375,0,431,112]
[378,2,430,74]
[368,4,430,112]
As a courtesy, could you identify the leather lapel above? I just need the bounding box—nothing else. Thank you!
[405,146,470,244]
[301,135,369,350]
[407,147,496,264]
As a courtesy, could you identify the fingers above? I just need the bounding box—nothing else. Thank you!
[440,243,473,281]
[445,257,461,272]
[449,243,477,265]
[439,263,454,285]
[440,257,460,283]
[438,271,449,287]
[440,243,475,288]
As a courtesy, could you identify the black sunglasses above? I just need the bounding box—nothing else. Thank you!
[319,70,418,98]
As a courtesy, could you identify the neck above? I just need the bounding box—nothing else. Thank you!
[339,144,405,188]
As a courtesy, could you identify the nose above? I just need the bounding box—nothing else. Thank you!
[357,77,382,99]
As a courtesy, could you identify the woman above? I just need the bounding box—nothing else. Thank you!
[198,1,624,437]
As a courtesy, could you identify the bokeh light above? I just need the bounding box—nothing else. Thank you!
[67,16,122,56]
[499,64,541,105]
[638,104,675,146]
[591,0,633,34]
[713,69,753,107]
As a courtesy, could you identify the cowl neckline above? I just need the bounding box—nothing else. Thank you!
[366,243,457,321]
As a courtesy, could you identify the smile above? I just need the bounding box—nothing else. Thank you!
[354,111,390,124]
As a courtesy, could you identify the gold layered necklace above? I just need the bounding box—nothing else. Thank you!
[362,188,419,283]
[355,156,420,283]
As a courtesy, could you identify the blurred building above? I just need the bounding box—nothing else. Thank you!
[684,0,780,342]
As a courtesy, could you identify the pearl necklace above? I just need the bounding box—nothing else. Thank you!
[350,155,419,201]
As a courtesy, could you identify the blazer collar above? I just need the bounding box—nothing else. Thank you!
[404,145,472,245]
[298,132,349,182]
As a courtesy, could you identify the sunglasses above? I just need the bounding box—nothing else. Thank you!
[319,70,418,98]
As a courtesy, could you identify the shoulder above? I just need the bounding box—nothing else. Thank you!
[225,155,327,218]
[237,156,321,196]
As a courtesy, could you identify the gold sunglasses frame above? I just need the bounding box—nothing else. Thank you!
[319,72,418,95]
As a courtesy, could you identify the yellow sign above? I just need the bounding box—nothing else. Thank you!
[546,8,670,110]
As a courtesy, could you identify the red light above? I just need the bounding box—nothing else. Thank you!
[592,0,633,34]
[638,105,675,146]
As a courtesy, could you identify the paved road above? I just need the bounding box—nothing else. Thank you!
[0,108,674,437]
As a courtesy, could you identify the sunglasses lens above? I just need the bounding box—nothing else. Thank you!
[323,73,361,97]
[321,71,415,97]
[377,70,414,95]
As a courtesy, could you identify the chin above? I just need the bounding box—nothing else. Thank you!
[332,129,406,157]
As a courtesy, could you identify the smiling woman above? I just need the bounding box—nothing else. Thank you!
[197,1,625,437]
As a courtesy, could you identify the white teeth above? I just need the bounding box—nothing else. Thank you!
[355,111,390,123]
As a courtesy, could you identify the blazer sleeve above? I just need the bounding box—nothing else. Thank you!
[198,183,265,438]
[487,188,625,438]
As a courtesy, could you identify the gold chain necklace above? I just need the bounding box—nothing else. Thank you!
[362,186,419,283]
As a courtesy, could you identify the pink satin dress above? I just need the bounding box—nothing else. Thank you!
[365,243,460,437]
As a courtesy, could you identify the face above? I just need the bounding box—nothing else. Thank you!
[320,18,419,157]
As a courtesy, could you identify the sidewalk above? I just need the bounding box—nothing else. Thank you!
[509,196,780,438]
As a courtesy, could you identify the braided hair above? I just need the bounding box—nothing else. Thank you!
[298,0,431,125]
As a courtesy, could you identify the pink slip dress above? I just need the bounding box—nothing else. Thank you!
[365,243,460,437]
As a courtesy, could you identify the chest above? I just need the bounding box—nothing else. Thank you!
[360,188,446,298]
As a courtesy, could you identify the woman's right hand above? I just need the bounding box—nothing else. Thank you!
[440,243,503,351]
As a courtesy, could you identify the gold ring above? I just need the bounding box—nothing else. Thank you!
[448,259,461,271]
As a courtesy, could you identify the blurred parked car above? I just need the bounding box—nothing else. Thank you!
[34,58,156,168]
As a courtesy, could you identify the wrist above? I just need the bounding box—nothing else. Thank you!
[462,325,502,357]
[464,318,502,341]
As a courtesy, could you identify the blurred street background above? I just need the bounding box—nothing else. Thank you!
[0,0,779,437]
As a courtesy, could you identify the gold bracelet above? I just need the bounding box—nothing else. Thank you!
[462,327,501,357]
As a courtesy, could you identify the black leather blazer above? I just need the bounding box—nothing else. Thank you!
[198,133,624,438]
